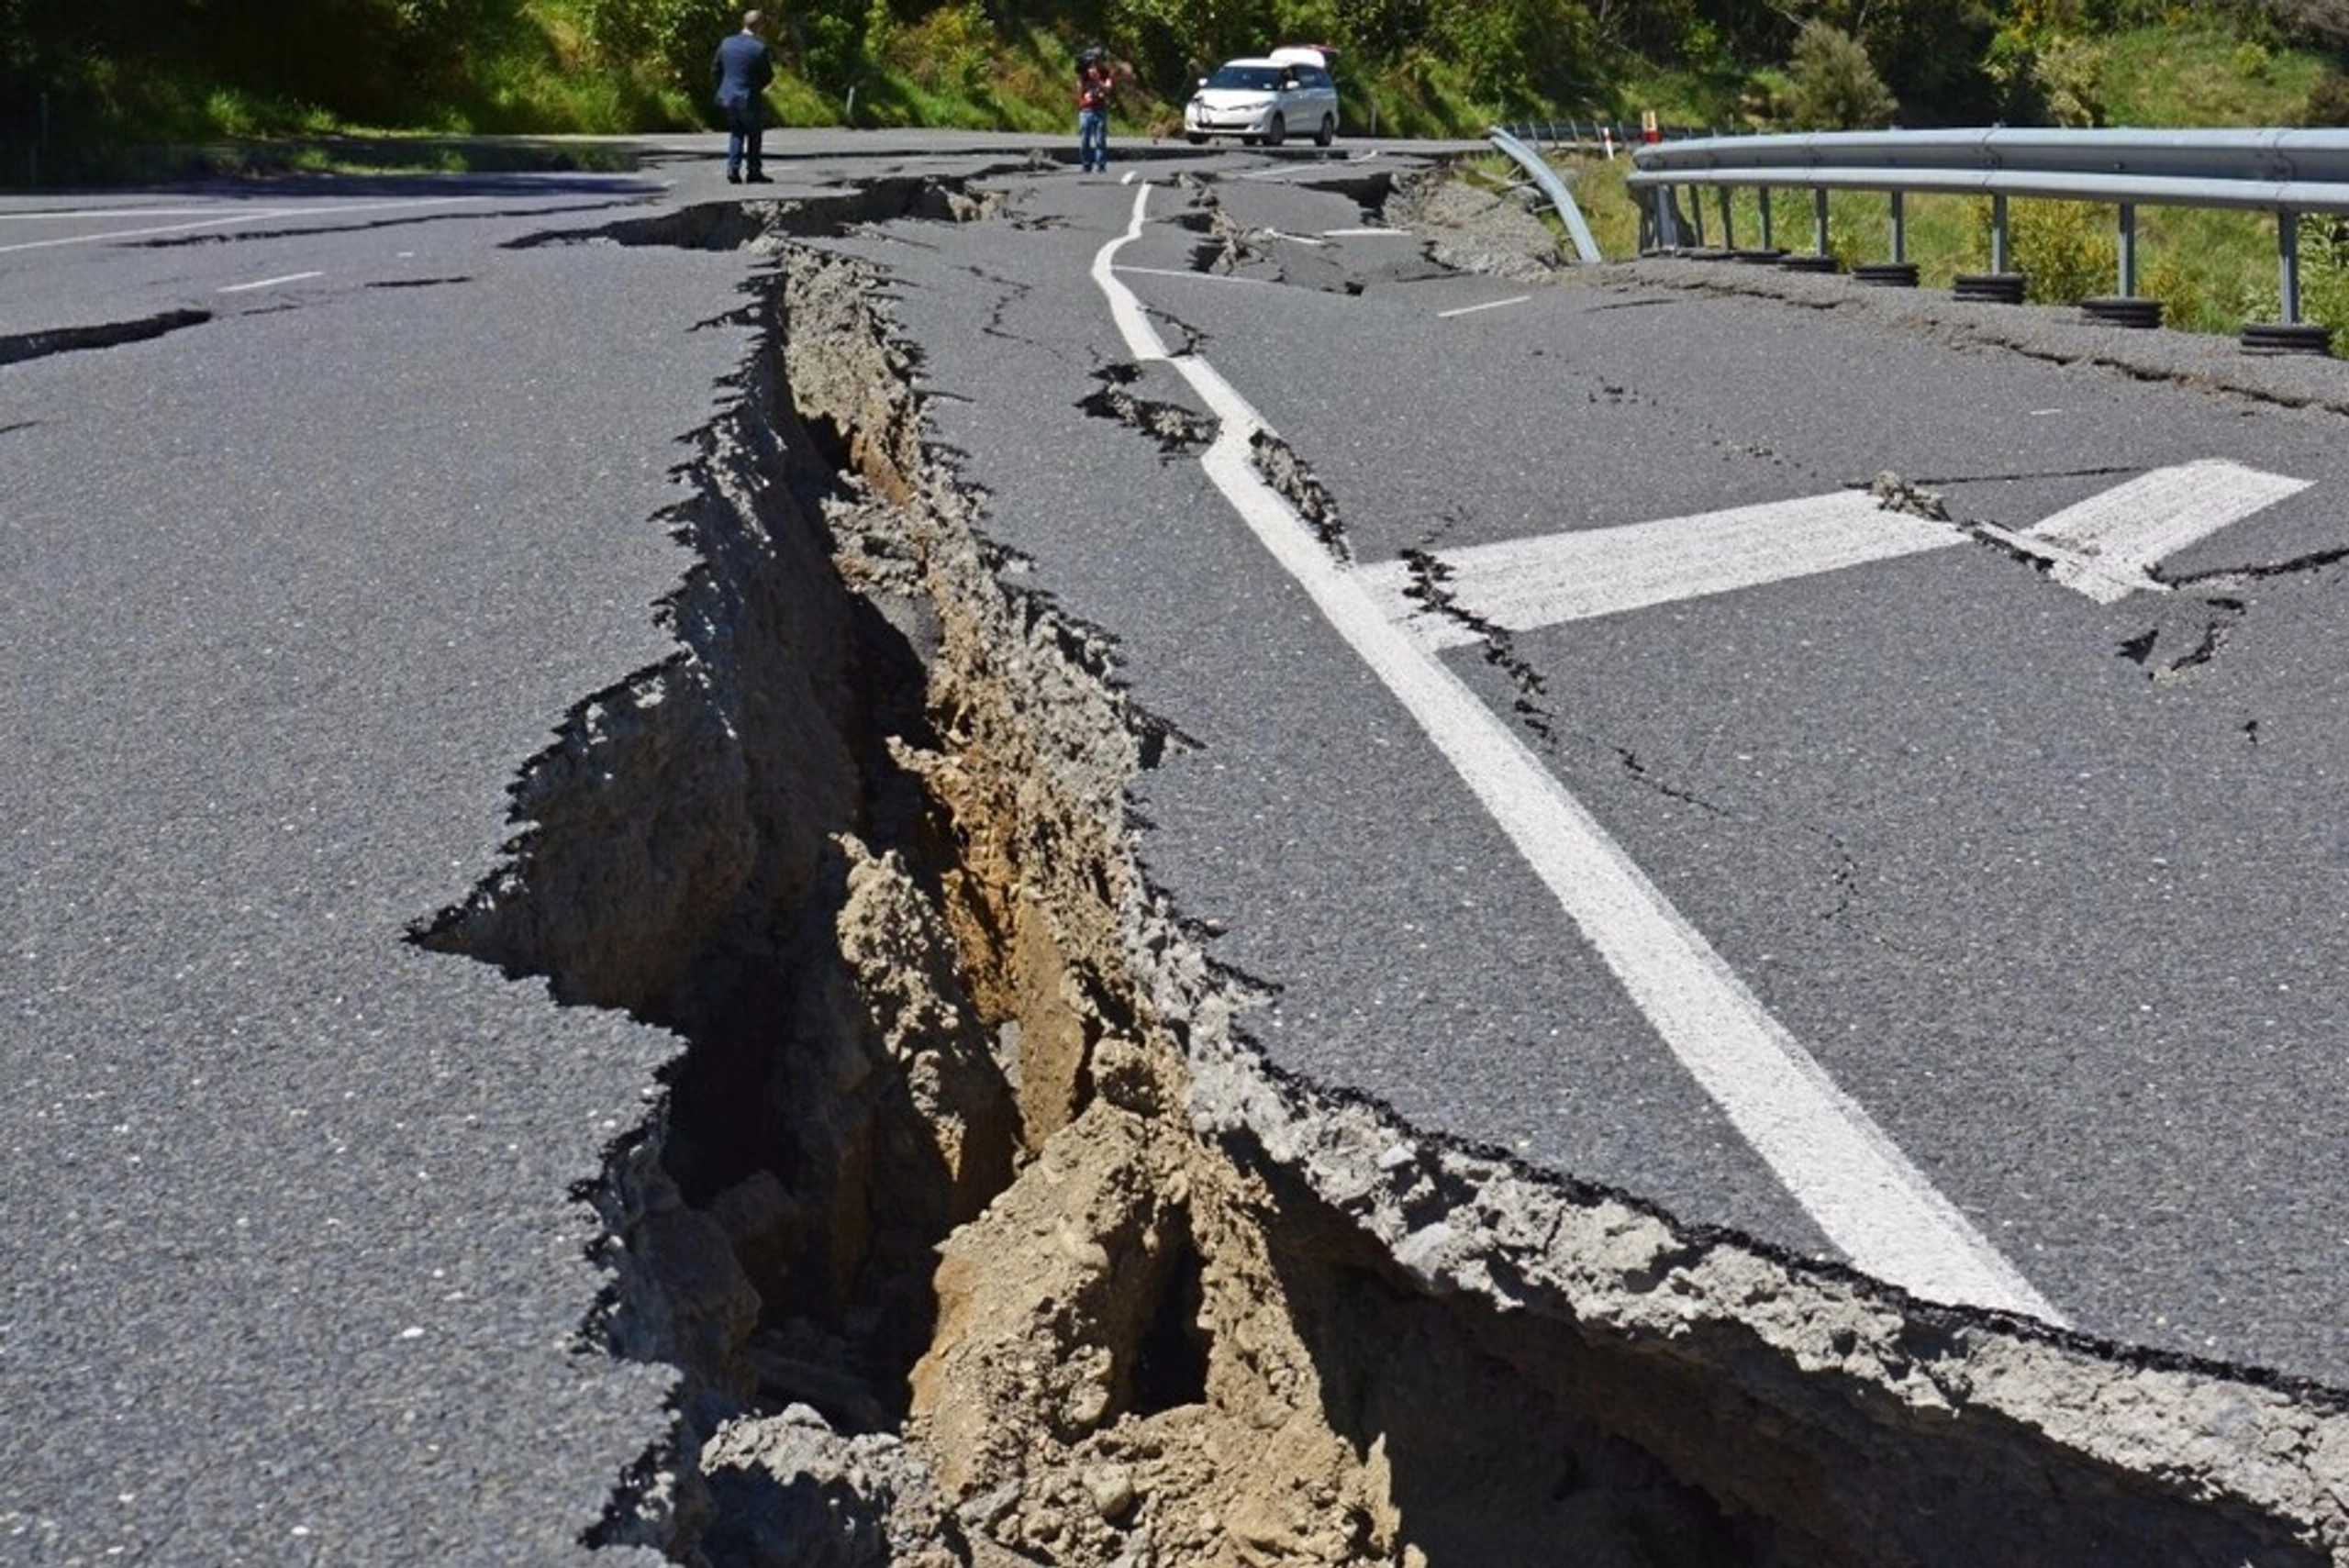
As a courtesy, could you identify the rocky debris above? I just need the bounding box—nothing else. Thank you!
[1250,429,1351,561]
[1382,165,1565,283]
[1079,363,1219,453]
[1868,469,1953,520]
[697,1404,956,1568]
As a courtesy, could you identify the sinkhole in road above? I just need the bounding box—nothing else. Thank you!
[418,183,2349,1567]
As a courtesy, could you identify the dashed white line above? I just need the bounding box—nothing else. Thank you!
[217,271,325,294]
[1094,182,2063,1322]
[1437,295,1531,319]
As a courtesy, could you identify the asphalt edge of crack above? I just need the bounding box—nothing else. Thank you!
[420,184,2349,1563]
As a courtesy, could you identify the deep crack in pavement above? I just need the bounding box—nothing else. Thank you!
[401,175,2349,1567]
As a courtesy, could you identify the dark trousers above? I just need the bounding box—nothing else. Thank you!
[724,99,764,177]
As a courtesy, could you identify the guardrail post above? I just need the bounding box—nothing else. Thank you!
[1889,191,1907,264]
[1813,188,1830,257]
[1991,193,2010,274]
[2118,203,2138,297]
[1759,187,1775,252]
[1719,186,1735,251]
[1653,186,1680,249]
[2280,208,2302,325]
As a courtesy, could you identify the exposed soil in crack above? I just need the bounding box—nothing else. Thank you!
[1383,166,1566,284]
[1078,363,1218,454]
[415,185,2349,1568]
[1250,429,1351,562]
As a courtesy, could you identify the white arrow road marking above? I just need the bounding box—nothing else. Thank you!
[1359,490,1963,648]
[1097,183,2065,1322]
[2006,458,2312,604]
[1363,459,2310,640]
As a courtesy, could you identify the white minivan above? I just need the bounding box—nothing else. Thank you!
[1184,46,1340,148]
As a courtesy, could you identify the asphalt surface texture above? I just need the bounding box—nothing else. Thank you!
[6,125,2349,1562]
[833,154,2349,1376]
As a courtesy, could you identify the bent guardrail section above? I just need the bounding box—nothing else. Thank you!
[1486,127,1603,264]
[1628,128,2349,353]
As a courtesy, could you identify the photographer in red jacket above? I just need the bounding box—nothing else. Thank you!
[1075,46,1113,173]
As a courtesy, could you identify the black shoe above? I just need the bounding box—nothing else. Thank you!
[726,170,740,183]
[744,172,772,183]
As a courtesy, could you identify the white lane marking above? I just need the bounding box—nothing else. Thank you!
[0,197,480,255]
[1359,491,1964,648]
[217,271,325,294]
[1437,295,1532,319]
[1322,227,1413,237]
[1096,183,2063,1322]
[1260,228,1330,247]
[1112,264,1281,288]
[2012,458,2311,604]
[0,212,268,252]
[1363,461,2310,641]
[0,207,253,220]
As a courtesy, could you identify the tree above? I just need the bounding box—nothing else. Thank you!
[1778,0,1999,123]
[1786,18,1897,128]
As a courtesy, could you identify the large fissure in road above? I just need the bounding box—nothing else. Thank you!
[419,186,2349,1567]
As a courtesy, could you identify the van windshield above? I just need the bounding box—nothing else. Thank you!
[1206,65,1285,90]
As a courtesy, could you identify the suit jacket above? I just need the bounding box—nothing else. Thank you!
[713,30,774,107]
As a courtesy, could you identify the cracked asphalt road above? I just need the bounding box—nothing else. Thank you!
[8,128,2349,1562]
[830,159,2349,1383]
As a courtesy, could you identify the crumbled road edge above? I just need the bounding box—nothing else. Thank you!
[421,191,2349,1568]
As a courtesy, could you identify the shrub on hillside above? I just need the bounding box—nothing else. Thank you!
[1786,20,1898,128]
[2304,67,2349,121]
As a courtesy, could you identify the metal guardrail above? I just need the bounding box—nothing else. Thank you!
[1627,128,2349,352]
[1486,128,1602,264]
[1498,119,1715,150]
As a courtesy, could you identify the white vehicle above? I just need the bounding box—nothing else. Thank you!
[1184,46,1340,148]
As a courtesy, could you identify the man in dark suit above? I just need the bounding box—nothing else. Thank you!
[713,9,776,184]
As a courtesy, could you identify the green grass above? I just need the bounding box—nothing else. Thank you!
[1540,21,2349,351]
[2098,23,2324,128]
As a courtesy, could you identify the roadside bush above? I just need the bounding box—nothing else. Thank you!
[2013,198,2116,304]
[2293,214,2349,350]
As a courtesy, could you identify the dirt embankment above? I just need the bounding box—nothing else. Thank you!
[420,180,2349,1568]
